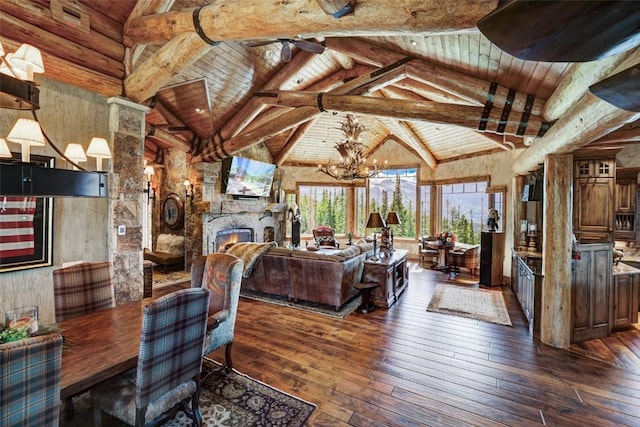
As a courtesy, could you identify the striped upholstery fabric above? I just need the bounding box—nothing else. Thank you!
[52,261,114,322]
[0,334,64,427]
[91,288,209,426]
[191,253,244,371]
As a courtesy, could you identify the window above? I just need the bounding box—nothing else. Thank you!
[440,180,504,244]
[368,168,417,238]
[354,187,367,236]
[298,185,348,235]
[419,185,431,236]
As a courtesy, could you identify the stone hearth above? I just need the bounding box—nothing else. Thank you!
[202,201,287,255]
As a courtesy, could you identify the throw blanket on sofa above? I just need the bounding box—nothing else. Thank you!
[223,242,277,278]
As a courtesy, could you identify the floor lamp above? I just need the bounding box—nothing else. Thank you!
[365,212,385,261]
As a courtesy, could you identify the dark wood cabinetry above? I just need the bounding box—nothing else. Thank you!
[614,168,639,242]
[571,243,612,343]
[573,158,615,243]
[612,270,639,330]
[363,249,408,308]
[479,232,504,286]
[511,252,542,336]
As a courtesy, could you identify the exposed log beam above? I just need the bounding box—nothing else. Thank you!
[220,50,320,139]
[257,90,547,138]
[513,93,640,174]
[0,11,124,79]
[123,0,176,74]
[124,32,212,102]
[146,124,191,152]
[274,118,319,166]
[543,48,640,121]
[395,121,438,169]
[392,79,479,106]
[591,121,640,144]
[125,1,496,45]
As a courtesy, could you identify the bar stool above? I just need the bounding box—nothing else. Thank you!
[353,282,379,313]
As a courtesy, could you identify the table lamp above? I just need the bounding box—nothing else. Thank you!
[365,212,385,261]
[385,211,401,253]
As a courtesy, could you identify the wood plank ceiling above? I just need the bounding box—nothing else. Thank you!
[1,0,638,174]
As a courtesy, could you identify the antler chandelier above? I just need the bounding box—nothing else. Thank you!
[317,114,385,180]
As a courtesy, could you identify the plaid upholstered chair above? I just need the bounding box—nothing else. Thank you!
[91,288,210,427]
[52,261,115,322]
[418,236,439,268]
[448,244,481,277]
[191,252,244,375]
[0,334,64,426]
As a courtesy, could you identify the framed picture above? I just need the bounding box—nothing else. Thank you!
[162,192,184,230]
[0,154,54,272]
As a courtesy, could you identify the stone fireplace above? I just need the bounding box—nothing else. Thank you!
[202,200,287,255]
[215,227,254,252]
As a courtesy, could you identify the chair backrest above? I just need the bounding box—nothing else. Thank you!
[136,287,209,409]
[0,334,64,426]
[313,226,337,247]
[419,235,438,249]
[52,261,115,322]
[191,253,244,355]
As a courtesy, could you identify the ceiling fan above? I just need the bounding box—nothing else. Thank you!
[245,39,326,62]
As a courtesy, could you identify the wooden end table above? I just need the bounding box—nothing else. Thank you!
[353,282,379,313]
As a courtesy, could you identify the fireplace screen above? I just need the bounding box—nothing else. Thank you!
[215,228,254,252]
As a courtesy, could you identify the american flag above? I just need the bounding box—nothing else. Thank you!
[0,196,37,259]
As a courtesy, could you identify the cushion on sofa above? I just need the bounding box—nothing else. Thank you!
[268,247,293,257]
[155,234,184,255]
[291,250,343,262]
[334,245,360,261]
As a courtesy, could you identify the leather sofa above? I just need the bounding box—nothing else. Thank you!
[241,242,374,310]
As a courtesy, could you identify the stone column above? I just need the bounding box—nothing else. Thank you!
[540,154,573,348]
[107,97,150,304]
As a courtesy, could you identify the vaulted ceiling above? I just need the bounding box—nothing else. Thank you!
[2,0,639,175]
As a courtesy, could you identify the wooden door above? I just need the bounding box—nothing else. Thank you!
[573,178,614,242]
[616,179,636,213]
[612,273,639,330]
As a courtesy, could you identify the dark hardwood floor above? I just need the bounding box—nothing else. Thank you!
[193,263,640,426]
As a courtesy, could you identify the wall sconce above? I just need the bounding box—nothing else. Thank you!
[144,165,155,204]
[86,137,111,171]
[0,138,11,158]
[63,143,86,170]
[184,179,193,201]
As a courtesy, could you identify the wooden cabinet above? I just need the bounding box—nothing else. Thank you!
[612,271,639,330]
[573,158,615,243]
[479,232,504,286]
[363,249,408,308]
[571,243,613,343]
[614,169,638,241]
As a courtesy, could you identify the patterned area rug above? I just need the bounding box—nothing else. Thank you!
[61,359,315,427]
[427,284,512,326]
[152,270,191,288]
[240,289,361,319]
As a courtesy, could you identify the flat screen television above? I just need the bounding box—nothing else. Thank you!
[221,156,277,198]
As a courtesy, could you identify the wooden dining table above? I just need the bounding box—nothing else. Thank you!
[59,299,148,399]
[426,240,456,272]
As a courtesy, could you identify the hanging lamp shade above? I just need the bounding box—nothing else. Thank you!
[87,137,111,171]
[7,118,46,147]
[143,165,155,180]
[0,138,12,158]
[10,44,44,80]
[64,143,87,162]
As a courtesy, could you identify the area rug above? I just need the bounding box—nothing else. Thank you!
[240,289,361,319]
[61,359,315,427]
[152,270,191,288]
[426,284,512,326]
